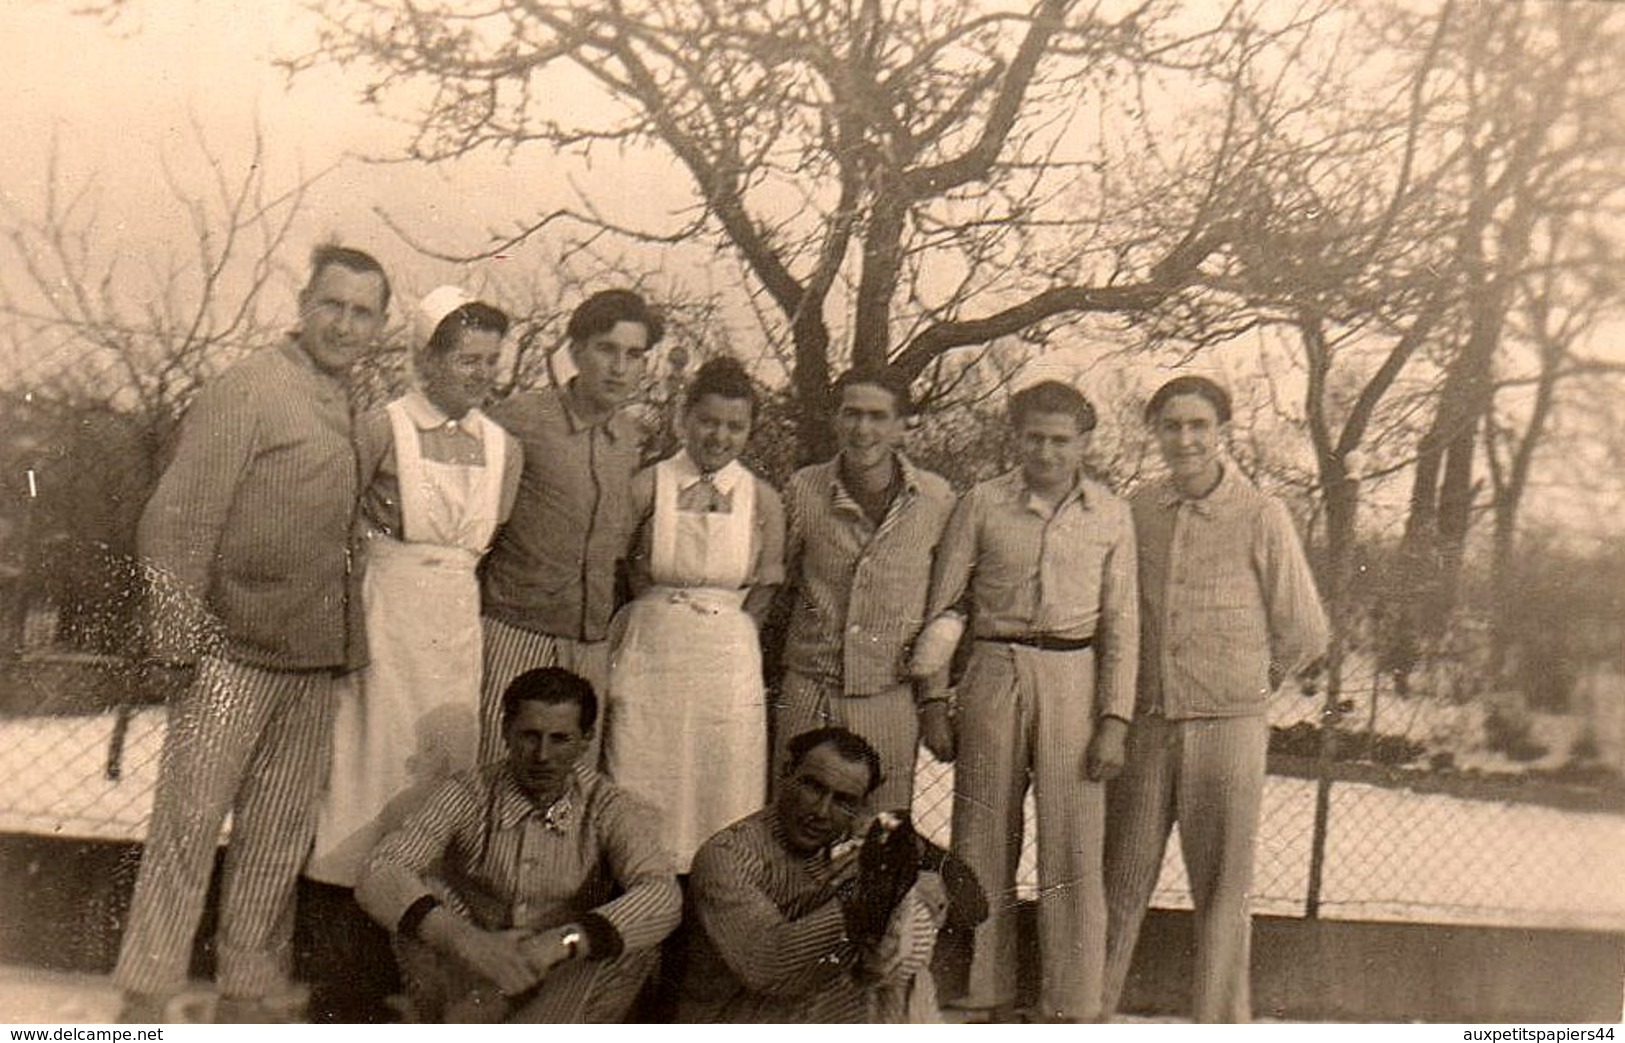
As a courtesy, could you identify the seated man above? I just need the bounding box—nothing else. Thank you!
[680,727,978,1023]
[355,667,680,1022]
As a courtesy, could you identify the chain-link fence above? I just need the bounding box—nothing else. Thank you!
[3,343,1623,937]
[5,600,1623,934]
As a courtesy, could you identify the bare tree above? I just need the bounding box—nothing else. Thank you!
[284,0,1305,458]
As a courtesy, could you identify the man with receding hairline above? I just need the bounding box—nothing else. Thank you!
[115,245,390,1024]
[913,380,1138,1023]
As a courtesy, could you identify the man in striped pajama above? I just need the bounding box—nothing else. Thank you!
[680,727,948,1023]
[776,368,957,814]
[356,667,681,1022]
[912,380,1139,1023]
[1101,375,1328,1023]
[115,246,390,1023]
[477,290,663,763]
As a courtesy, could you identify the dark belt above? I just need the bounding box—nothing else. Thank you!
[983,633,1094,652]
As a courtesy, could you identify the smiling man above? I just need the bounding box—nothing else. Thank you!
[911,380,1138,1023]
[1101,375,1327,1023]
[776,367,956,813]
[355,667,680,1022]
[477,289,663,762]
[680,727,950,1023]
[115,245,388,1023]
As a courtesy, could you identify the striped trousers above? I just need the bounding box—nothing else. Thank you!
[1102,713,1268,1023]
[114,655,337,999]
[478,616,608,765]
[952,642,1106,1022]
[772,672,918,813]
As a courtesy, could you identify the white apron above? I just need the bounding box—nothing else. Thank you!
[307,397,508,886]
[604,454,767,871]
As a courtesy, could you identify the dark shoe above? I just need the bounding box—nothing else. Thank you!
[116,992,171,1024]
[213,990,306,1024]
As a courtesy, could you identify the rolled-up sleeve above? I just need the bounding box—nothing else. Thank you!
[690,833,851,998]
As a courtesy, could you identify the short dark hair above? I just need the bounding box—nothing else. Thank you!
[1145,375,1232,425]
[500,667,598,734]
[832,366,913,418]
[685,356,758,421]
[1010,380,1096,433]
[566,289,664,348]
[305,245,391,313]
[424,302,510,362]
[783,727,883,796]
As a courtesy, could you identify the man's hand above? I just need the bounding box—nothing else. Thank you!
[1085,717,1129,781]
[434,917,537,996]
[518,925,580,982]
[919,701,956,763]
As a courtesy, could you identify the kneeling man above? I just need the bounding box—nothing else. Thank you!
[681,727,974,1023]
[356,667,680,1022]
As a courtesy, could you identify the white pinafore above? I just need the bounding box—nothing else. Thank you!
[307,394,508,886]
[604,452,768,871]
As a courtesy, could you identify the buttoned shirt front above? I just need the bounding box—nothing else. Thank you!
[782,455,956,695]
[138,340,360,670]
[356,762,680,957]
[481,386,642,642]
[1132,466,1329,719]
[926,468,1138,720]
[681,808,867,1023]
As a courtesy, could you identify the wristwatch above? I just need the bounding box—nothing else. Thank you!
[559,926,583,960]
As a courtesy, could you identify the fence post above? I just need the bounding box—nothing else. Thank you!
[1304,690,1341,919]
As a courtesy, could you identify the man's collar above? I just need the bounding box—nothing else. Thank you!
[278,338,340,387]
[996,468,1091,514]
[829,450,918,500]
[493,762,585,833]
[1159,462,1238,516]
[671,449,746,495]
[560,381,629,442]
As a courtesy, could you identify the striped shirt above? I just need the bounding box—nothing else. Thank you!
[782,455,956,695]
[481,386,641,642]
[680,808,869,1023]
[927,468,1139,720]
[356,762,680,958]
[137,340,360,671]
[1133,466,1329,718]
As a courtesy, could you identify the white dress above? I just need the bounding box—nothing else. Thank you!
[604,451,769,871]
[307,393,509,886]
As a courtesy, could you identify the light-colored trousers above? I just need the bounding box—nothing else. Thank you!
[952,642,1106,1022]
[397,933,657,1023]
[114,655,337,999]
[478,616,608,765]
[1102,713,1269,1023]
[773,672,919,813]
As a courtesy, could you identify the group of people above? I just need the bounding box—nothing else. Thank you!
[109,242,1327,1025]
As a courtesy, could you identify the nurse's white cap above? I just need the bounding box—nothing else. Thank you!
[419,285,477,340]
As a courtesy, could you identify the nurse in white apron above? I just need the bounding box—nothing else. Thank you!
[605,356,784,871]
[303,287,521,1021]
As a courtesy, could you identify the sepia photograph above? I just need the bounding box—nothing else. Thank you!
[1,0,1622,1027]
